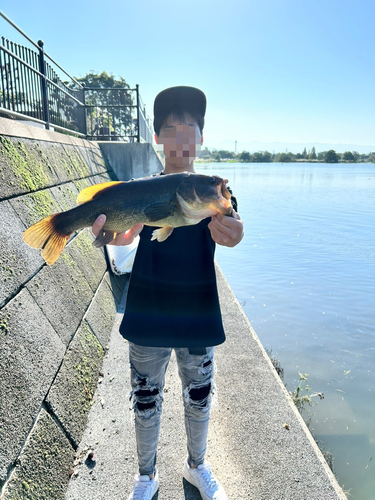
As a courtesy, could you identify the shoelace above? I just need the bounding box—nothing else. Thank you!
[197,464,219,491]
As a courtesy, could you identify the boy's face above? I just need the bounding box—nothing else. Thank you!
[156,113,203,168]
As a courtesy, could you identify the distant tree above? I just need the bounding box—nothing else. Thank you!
[75,71,130,90]
[252,152,264,162]
[352,151,360,162]
[278,152,292,163]
[302,147,307,159]
[317,151,325,161]
[200,147,212,159]
[262,151,272,162]
[296,152,303,160]
[239,151,251,162]
[325,150,339,163]
[343,151,355,162]
[216,150,234,159]
[213,152,221,162]
[309,147,317,160]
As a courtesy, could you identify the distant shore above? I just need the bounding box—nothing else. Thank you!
[195,159,374,164]
[196,147,375,164]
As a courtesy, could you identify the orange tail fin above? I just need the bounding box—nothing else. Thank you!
[23,215,71,265]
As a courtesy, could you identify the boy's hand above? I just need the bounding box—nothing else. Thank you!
[92,214,143,246]
[208,210,244,247]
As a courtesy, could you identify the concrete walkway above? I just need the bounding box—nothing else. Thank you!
[65,268,347,500]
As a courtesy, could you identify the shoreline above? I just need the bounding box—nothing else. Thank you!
[195,159,375,164]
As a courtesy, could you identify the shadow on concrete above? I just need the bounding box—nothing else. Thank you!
[182,478,203,499]
[84,456,96,470]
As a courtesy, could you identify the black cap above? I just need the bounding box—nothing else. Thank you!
[153,86,206,135]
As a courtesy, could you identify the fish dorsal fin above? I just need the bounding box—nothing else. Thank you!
[77,181,124,205]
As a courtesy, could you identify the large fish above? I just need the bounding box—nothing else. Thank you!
[23,172,233,265]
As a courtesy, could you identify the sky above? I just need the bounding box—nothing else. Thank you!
[1,0,375,153]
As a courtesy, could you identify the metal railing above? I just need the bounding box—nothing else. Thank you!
[0,11,153,142]
[84,84,153,143]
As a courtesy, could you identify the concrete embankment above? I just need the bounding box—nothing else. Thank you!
[0,118,162,500]
[0,118,346,499]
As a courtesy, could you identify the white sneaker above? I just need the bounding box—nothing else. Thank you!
[127,467,159,500]
[183,458,228,500]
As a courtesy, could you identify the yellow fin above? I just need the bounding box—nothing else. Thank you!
[23,215,71,265]
[77,181,124,205]
[151,226,174,242]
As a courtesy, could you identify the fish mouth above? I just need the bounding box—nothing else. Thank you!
[213,179,233,216]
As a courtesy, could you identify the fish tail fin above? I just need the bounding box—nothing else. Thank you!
[23,215,71,265]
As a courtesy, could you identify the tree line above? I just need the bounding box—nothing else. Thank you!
[199,147,375,163]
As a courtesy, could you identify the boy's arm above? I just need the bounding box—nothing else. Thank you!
[91,214,143,245]
[208,210,244,247]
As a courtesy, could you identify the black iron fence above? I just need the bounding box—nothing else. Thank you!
[0,11,153,142]
[83,84,153,143]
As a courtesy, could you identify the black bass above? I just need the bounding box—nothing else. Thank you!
[23,172,233,265]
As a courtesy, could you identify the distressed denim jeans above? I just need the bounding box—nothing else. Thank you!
[129,342,215,476]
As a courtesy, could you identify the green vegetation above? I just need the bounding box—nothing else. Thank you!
[0,136,50,191]
[198,145,375,164]
[69,71,133,135]
[289,372,324,415]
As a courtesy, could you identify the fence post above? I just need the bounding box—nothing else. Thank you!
[82,83,88,136]
[136,83,140,143]
[37,40,50,130]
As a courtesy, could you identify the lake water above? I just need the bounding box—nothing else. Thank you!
[196,162,375,500]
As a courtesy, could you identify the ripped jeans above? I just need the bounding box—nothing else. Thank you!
[129,343,215,476]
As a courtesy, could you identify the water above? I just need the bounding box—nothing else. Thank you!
[196,162,375,500]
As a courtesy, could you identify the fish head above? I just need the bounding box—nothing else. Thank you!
[176,173,233,220]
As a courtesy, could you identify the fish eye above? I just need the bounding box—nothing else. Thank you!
[209,176,216,184]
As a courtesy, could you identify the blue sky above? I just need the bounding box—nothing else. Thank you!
[1,0,375,152]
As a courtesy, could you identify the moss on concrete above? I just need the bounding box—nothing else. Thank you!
[25,190,61,223]
[0,313,11,334]
[75,323,104,410]
[51,183,79,212]
[73,177,93,193]
[74,232,97,270]
[65,231,107,293]
[45,321,104,446]
[0,136,50,192]
[1,253,23,283]
[63,145,91,178]
[2,409,74,500]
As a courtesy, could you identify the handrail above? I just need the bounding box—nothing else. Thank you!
[0,44,84,106]
[0,10,83,88]
[0,11,153,142]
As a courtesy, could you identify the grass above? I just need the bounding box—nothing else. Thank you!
[289,372,325,415]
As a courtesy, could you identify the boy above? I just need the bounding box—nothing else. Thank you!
[92,86,243,500]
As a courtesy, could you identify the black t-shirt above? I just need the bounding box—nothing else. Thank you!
[119,218,225,348]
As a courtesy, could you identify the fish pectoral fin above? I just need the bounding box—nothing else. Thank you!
[151,227,174,242]
[92,229,117,247]
[144,203,175,222]
[77,181,124,204]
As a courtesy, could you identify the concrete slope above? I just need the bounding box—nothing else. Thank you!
[65,267,347,500]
